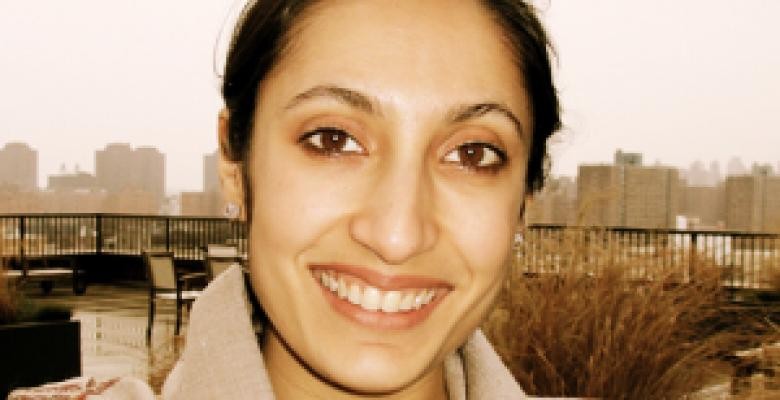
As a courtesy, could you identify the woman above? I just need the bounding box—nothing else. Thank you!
[10,0,560,399]
[169,0,559,399]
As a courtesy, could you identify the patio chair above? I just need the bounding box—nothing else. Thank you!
[205,244,239,258]
[143,251,201,344]
[205,256,243,282]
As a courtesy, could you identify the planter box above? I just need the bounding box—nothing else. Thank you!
[0,320,81,399]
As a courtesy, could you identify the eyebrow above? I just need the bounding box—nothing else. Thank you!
[448,103,526,139]
[285,85,378,114]
[285,85,525,138]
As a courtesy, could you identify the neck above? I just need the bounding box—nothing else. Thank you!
[262,327,449,400]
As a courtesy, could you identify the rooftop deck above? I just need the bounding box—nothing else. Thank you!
[22,280,183,392]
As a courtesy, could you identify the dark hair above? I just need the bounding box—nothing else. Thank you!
[222,0,561,196]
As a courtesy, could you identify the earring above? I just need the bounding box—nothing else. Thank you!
[224,202,240,219]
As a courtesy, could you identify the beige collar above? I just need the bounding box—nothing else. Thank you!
[162,266,526,400]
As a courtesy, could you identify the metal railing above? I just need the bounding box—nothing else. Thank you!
[519,225,780,289]
[2,214,779,289]
[0,213,246,262]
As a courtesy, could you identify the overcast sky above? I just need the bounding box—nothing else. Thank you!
[1,1,779,193]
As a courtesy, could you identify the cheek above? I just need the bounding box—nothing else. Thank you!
[247,141,358,256]
[437,182,523,285]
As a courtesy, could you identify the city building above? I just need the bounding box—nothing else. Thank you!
[764,177,780,231]
[725,175,765,232]
[179,191,223,217]
[725,173,780,232]
[622,166,680,229]
[0,142,38,190]
[577,150,680,228]
[95,143,165,212]
[526,176,576,225]
[576,165,623,226]
[203,151,219,193]
[679,184,725,229]
[47,171,98,191]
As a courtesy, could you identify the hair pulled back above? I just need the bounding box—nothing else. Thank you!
[222,0,560,194]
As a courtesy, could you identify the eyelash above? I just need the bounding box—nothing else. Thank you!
[443,142,508,174]
[298,128,508,174]
[298,127,365,156]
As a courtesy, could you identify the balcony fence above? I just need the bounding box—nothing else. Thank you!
[0,214,245,262]
[2,214,779,289]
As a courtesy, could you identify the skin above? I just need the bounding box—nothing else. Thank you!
[219,0,533,398]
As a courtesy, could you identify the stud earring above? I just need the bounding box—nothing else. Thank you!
[225,202,240,219]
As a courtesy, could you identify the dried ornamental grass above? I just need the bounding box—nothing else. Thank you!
[484,230,754,399]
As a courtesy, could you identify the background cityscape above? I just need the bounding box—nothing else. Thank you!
[0,141,221,216]
[1,141,779,233]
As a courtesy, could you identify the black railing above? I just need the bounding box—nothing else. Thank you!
[519,225,780,289]
[2,214,779,289]
[0,213,246,262]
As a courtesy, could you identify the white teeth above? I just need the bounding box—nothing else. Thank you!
[317,271,440,313]
[320,272,329,288]
[337,277,348,299]
[381,291,402,313]
[424,290,435,304]
[361,287,382,311]
[399,292,415,311]
[414,292,427,310]
[348,284,361,305]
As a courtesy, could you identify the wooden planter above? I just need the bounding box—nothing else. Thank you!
[0,320,81,399]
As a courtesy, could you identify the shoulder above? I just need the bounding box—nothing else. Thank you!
[8,376,156,400]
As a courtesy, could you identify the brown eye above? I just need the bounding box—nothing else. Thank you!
[300,127,364,155]
[443,142,507,172]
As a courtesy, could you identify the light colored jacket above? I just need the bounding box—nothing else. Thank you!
[10,266,538,399]
[161,266,527,399]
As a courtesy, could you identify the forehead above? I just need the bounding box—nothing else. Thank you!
[266,0,530,124]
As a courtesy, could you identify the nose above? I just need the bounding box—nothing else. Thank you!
[349,164,438,265]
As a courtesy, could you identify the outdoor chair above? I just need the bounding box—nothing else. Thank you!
[143,251,201,344]
[205,256,243,282]
[205,244,239,258]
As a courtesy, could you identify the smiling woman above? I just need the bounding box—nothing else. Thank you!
[177,0,559,399]
[1,0,556,399]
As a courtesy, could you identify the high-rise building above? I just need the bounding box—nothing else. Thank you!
[708,160,722,186]
[577,165,623,226]
[727,157,748,176]
[680,184,726,229]
[577,150,680,228]
[687,160,709,186]
[526,176,576,225]
[614,149,642,166]
[204,151,219,193]
[623,166,680,229]
[95,143,133,192]
[764,178,780,231]
[135,146,165,204]
[95,143,165,212]
[0,142,38,190]
[725,175,764,232]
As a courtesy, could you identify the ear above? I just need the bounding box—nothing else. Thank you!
[518,193,532,226]
[217,108,247,220]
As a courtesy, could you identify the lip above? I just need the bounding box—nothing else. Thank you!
[310,264,452,330]
[309,264,453,291]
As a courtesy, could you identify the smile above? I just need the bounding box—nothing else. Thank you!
[310,265,451,329]
[318,270,437,313]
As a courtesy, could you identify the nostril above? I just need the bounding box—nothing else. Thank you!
[349,207,436,265]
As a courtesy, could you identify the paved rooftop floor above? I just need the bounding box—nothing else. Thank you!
[23,280,185,392]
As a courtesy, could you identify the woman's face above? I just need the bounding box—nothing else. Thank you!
[240,0,531,394]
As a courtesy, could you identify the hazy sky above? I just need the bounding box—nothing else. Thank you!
[1,1,779,193]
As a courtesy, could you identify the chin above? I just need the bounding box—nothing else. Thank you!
[315,350,435,394]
